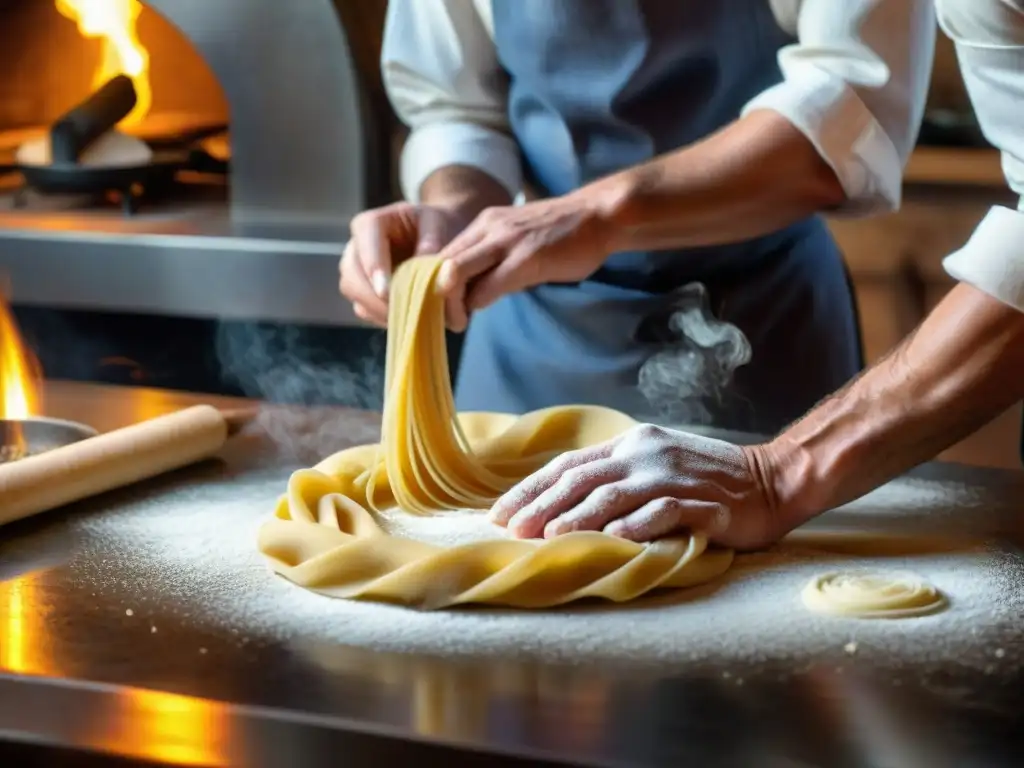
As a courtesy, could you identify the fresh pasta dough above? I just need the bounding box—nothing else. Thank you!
[801,570,947,619]
[257,256,734,609]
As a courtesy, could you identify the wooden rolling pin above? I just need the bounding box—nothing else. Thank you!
[0,405,254,527]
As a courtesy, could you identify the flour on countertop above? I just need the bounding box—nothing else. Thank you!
[64,468,1024,673]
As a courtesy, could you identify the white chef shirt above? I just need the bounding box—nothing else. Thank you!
[382,0,936,216]
[937,0,1024,313]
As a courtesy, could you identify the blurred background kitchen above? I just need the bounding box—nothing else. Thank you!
[0,1,1015,467]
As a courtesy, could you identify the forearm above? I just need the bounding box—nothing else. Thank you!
[588,110,847,252]
[419,164,514,230]
[760,283,1024,530]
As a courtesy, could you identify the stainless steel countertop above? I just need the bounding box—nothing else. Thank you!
[2,381,1024,768]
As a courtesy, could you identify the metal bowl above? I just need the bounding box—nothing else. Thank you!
[0,416,98,462]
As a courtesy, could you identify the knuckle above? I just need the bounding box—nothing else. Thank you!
[589,485,625,508]
[498,487,530,511]
[548,473,580,499]
[649,497,680,515]
[561,462,601,485]
[444,260,464,282]
[614,424,661,454]
[349,211,371,232]
[634,424,667,440]
[708,504,731,534]
[498,221,521,240]
[549,450,583,473]
[660,444,687,465]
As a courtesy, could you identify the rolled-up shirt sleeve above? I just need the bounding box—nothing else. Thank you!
[743,0,935,217]
[381,0,520,203]
[936,0,1024,313]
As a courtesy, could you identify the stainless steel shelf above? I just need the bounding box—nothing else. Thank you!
[0,201,362,327]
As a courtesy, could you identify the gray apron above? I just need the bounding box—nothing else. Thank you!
[454,0,864,434]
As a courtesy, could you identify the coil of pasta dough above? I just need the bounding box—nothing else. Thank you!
[0,405,237,527]
[801,570,947,619]
[258,257,735,610]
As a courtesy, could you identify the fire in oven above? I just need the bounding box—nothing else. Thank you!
[0,0,391,331]
[0,0,228,216]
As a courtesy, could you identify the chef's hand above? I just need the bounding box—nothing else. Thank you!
[339,202,462,326]
[490,424,784,551]
[436,192,619,331]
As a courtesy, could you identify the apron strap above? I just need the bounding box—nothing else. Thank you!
[841,261,866,370]
[1019,410,1024,467]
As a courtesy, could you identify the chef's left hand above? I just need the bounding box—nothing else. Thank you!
[490,424,784,550]
[435,191,619,331]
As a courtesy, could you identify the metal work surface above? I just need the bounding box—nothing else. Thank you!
[2,382,1024,767]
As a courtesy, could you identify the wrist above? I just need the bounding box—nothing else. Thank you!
[739,436,840,540]
[419,165,514,230]
[757,434,839,532]
[578,169,647,253]
[758,361,917,529]
[422,192,488,234]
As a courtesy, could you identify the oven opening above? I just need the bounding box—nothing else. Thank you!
[0,0,228,218]
[0,0,397,387]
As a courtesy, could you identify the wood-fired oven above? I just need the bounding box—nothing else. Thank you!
[0,0,395,327]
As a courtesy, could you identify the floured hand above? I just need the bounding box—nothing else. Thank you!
[490,424,783,550]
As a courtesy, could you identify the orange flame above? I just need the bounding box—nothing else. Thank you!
[101,688,231,766]
[0,296,46,676]
[0,290,42,422]
[56,0,152,127]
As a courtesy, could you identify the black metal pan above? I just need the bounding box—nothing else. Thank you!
[16,148,187,196]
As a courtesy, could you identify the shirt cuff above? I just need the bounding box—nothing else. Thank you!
[741,68,904,218]
[400,121,522,203]
[943,206,1024,313]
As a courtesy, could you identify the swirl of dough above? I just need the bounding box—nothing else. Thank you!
[259,466,734,609]
[257,257,735,609]
[801,570,947,619]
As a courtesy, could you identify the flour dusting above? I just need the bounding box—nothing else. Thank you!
[377,506,508,547]
[59,463,1024,675]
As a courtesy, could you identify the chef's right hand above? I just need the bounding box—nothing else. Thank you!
[339,202,460,326]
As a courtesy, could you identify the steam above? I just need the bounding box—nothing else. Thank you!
[214,283,751,458]
[215,322,384,462]
[637,282,752,427]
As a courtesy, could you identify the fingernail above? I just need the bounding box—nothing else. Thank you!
[371,270,389,298]
[543,520,564,539]
[604,521,626,538]
[507,517,531,539]
[437,261,453,290]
